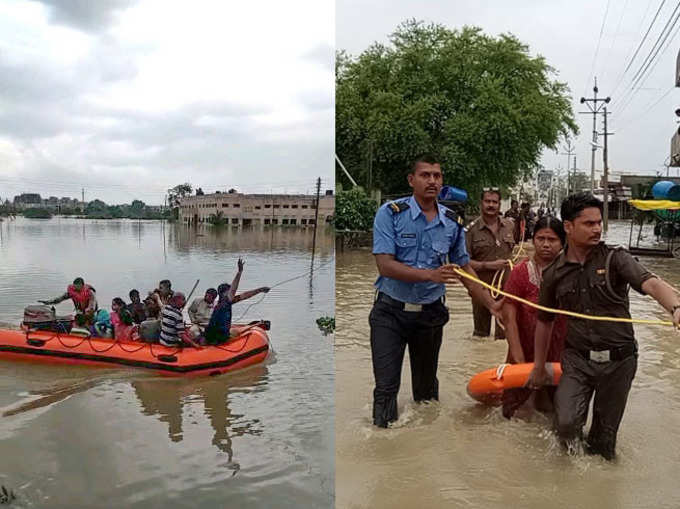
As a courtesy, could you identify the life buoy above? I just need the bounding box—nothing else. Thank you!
[467,362,562,405]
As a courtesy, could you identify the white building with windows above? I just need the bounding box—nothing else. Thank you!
[179,190,334,227]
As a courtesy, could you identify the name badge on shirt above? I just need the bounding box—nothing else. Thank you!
[401,233,416,238]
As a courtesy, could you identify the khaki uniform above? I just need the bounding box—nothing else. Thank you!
[538,243,656,459]
[465,216,515,338]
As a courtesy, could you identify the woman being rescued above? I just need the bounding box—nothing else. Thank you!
[500,215,568,419]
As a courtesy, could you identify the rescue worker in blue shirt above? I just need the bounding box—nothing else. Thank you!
[370,153,503,428]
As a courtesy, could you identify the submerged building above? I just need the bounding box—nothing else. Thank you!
[178,190,334,227]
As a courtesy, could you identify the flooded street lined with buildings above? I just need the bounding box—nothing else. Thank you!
[335,220,680,509]
[0,218,334,508]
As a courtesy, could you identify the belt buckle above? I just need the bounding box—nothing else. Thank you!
[589,350,610,363]
[403,303,422,312]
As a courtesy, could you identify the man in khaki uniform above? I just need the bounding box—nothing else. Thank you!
[527,193,680,460]
[466,188,516,338]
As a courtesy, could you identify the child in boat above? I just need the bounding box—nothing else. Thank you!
[92,309,113,338]
[114,308,139,342]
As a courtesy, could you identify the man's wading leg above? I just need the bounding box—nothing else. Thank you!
[472,299,492,337]
[587,355,637,460]
[407,304,448,401]
[369,305,407,427]
[553,350,595,453]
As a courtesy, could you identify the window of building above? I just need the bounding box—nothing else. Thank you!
[222,203,229,207]
[308,219,315,225]
[310,204,316,209]
[264,204,271,209]
[290,218,297,225]
[264,218,271,225]
[301,219,307,225]
[326,215,333,223]
[255,206,261,210]
[231,218,239,224]
[283,204,289,208]
[291,204,298,209]
[273,204,280,209]
[282,219,289,225]
[301,205,308,209]
[233,203,240,208]
[272,219,278,224]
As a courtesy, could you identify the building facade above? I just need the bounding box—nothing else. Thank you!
[179,191,335,227]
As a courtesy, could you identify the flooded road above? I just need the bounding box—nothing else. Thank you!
[335,220,680,509]
[0,217,334,508]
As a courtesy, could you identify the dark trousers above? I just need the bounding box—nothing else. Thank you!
[554,348,637,460]
[472,299,505,339]
[368,298,449,428]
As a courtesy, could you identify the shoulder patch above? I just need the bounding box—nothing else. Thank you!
[444,209,464,225]
[389,200,410,214]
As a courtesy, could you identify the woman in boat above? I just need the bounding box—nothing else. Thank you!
[500,215,567,418]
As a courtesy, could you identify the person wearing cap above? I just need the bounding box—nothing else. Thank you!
[158,292,201,348]
[40,277,98,316]
[204,258,270,345]
[370,153,503,428]
[465,188,516,339]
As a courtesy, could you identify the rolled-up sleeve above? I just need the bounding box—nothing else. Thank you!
[613,250,656,294]
[537,267,557,322]
[449,225,470,266]
[372,206,396,255]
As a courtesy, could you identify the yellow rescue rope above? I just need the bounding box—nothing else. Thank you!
[447,264,676,328]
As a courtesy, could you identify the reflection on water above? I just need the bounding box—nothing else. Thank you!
[336,220,680,509]
[0,217,334,508]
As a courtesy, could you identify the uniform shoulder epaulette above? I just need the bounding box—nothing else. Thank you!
[388,200,410,214]
[444,208,464,226]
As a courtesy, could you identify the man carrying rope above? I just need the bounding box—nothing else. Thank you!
[370,153,503,428]
[527,192,680,460]
[466,188,516,339]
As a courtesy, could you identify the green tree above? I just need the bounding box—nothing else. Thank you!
[335,187,378,231]
[167,183,192,220]
[336,20,578,196]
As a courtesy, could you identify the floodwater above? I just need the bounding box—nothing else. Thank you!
[0,217,334,508]
[336,220,680,509]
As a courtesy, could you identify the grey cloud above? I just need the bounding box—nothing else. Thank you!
[30,0,137,32]
[302,43,334,71]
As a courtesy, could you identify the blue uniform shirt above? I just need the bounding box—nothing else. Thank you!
[373,195,470,304]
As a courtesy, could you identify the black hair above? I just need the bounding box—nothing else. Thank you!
[410,153,440,173]
[533,216,566,245]
[560,192,603,222]
[217,283,231,296]
[129,289,139,299]
[159,279,171,287]
[112,297,126,308]
[73,277,84,285]
[480,189,501,201]
[118,308,133,326]
[511,199,518,206]
[206,288,218,296]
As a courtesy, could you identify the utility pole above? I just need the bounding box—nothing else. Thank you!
[311,177,321,261]
[560,139,576,194]
[580,78,610,194]
[601,107,613,233]
[81,187,85,213]
[573,156,577,192]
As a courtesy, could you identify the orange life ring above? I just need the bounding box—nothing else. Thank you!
[467,362,562,405]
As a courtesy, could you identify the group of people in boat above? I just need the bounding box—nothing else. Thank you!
[38,258,269,348]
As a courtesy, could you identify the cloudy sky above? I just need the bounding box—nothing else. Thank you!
[338,0,680,185]
[0,0,333,205]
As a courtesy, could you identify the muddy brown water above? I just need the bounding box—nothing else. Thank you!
[0,217,334,508]
[336,220,680,509]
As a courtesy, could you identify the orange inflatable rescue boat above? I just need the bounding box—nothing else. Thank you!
[0,325,271,376]
[467,362,562,405]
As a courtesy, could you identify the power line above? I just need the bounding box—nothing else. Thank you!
[584,0,613,97]
[600,0,630,85]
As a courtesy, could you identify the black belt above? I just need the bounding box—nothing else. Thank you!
[376,292,443,312]
[566,343,637,363]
